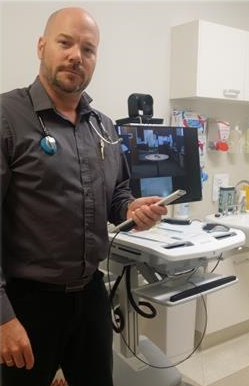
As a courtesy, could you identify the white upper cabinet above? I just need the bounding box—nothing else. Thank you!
[170,20,249,101]
[244,31,249,101]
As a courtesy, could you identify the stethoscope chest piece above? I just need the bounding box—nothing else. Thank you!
[40,135,57,155]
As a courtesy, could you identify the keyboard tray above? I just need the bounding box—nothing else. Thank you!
[132,273,238,306]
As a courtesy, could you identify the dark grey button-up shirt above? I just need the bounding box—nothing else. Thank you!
[0,77,134,324]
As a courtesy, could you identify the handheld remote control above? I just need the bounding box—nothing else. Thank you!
[111,189,186,233]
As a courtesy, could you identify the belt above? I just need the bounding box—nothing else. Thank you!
[9,274,94,293]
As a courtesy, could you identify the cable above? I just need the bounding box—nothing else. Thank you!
[107,231,125,333]
[109,264,156,333]
[109,267,126,333]
[165,266,199,280]
[117,281,208,369]
[210,253,223,273]
[125,265,157,319]
[106,232,208,369]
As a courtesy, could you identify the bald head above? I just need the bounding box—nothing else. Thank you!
[38,7,100,99]
[43,7,99,42]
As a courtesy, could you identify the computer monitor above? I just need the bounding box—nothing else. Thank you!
[115,124,202,204]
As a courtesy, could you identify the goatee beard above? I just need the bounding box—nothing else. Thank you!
[52,77,85,94]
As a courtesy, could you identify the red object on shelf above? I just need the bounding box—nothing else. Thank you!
[215,141,229,151]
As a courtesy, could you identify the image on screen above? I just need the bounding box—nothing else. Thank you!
[116,124,202,204]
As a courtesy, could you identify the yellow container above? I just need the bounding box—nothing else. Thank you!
[244,184,249,210]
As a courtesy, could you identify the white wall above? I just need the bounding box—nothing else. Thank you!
[1,0,249,219]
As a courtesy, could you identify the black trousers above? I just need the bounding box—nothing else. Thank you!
[1,270,114,386]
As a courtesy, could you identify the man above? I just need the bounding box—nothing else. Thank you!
[0,7,167,386]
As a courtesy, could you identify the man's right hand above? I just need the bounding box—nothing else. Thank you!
[0,317,34,369]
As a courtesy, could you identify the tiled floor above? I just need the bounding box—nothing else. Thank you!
[51,333,249,386]
[177,332,249,386]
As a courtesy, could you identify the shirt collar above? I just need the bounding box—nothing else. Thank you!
[29,76,93,116]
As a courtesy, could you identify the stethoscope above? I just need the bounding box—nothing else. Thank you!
[37,110,121,155]
[38,115,58,155]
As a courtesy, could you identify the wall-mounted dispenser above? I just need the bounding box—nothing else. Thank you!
[207,120,230,152]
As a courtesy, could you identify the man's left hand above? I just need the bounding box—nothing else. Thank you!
[127,197,167,231]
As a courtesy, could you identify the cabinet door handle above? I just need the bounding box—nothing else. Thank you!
[223,89,241,98]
